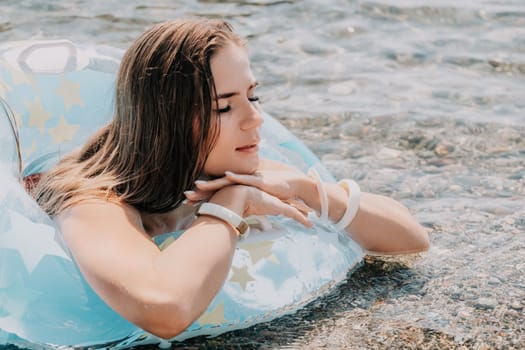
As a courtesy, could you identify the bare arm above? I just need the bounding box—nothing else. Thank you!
[296,178,430,254]
[57,185,310,339]
[191,159,429,255]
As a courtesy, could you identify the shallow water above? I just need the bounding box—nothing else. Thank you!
[1,0,524,348]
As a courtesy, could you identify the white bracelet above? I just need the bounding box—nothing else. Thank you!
[197,202,250,239]
[307,168,329,221]
[334,179,361,231]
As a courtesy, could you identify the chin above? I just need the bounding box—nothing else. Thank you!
[236,157,260,175]
[238,166,258,175]
[204,156,260,177]
[223,160,259,176]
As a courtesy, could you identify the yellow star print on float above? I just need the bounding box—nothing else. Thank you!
[48,115,80,144]
[197,301,226,326]
[55,78,84,111]
[229,265,256,291]
[26,97,51,132]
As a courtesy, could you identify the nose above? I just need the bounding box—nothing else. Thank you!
[240,101,264,130]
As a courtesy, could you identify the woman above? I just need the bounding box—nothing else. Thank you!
[33,17,429,339]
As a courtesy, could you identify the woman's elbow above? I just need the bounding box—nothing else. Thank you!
[410,224,430,253]
[126,293,197,340]
[143,320,190,340]
[136,307,194,340]
[378,224,430,255]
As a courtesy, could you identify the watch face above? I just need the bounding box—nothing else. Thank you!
[197,202,248,240]
[237,221,250,238]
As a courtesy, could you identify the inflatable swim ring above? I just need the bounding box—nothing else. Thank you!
[0,40,364,349]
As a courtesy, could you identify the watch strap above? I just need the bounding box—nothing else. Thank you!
[197,202,250,239]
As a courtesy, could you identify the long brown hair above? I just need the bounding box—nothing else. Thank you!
[35,18,245,216]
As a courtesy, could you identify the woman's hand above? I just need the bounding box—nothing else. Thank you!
[185,157,311,209]
[186,159,429,255]
[192,170,299,200]
[187,170,312,214]
[208,184,313,228]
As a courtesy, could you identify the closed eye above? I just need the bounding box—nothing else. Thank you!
[217,105,231,114]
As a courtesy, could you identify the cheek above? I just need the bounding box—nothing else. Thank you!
[203,137,227,175]
[214,119,235,151]
[202,118,239,175]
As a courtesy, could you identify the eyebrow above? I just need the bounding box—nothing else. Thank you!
[217,81,259,99]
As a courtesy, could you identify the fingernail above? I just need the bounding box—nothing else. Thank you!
[184,190,195,197]
[225,171,234,176]
[194,180,206,185]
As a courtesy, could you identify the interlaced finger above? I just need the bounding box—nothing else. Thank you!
[276,200,313,228]
[224,171,264,188]
[184,189,213,201]
[194,177,234,191]
[253,191,312,228]
[284,198,313,216]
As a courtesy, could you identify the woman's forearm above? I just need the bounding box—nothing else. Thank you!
[343,192,429,254]
[149,214,238,338]
[294,176,429,254]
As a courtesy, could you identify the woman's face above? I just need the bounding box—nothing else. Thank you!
[203,43,263,177]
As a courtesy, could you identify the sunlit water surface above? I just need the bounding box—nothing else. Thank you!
[1,0,524,348]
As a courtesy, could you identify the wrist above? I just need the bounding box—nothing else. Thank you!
[303,168,361,230]
[295,174,320,212]
[332,179,361,231]
[307,168,329,220]
[208,185,248,217]
[326,183,349,222]
[197,202,250,239]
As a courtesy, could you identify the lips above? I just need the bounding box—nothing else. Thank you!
[235,137,260,152]
[235,143,259,152]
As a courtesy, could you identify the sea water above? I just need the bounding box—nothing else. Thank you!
[1,0,523,348]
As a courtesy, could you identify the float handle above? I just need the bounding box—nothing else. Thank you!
[17,40,78,74]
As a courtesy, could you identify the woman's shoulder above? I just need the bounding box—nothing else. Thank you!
[56,199,145,236]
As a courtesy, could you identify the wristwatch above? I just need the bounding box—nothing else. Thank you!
[197,202,250,239]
